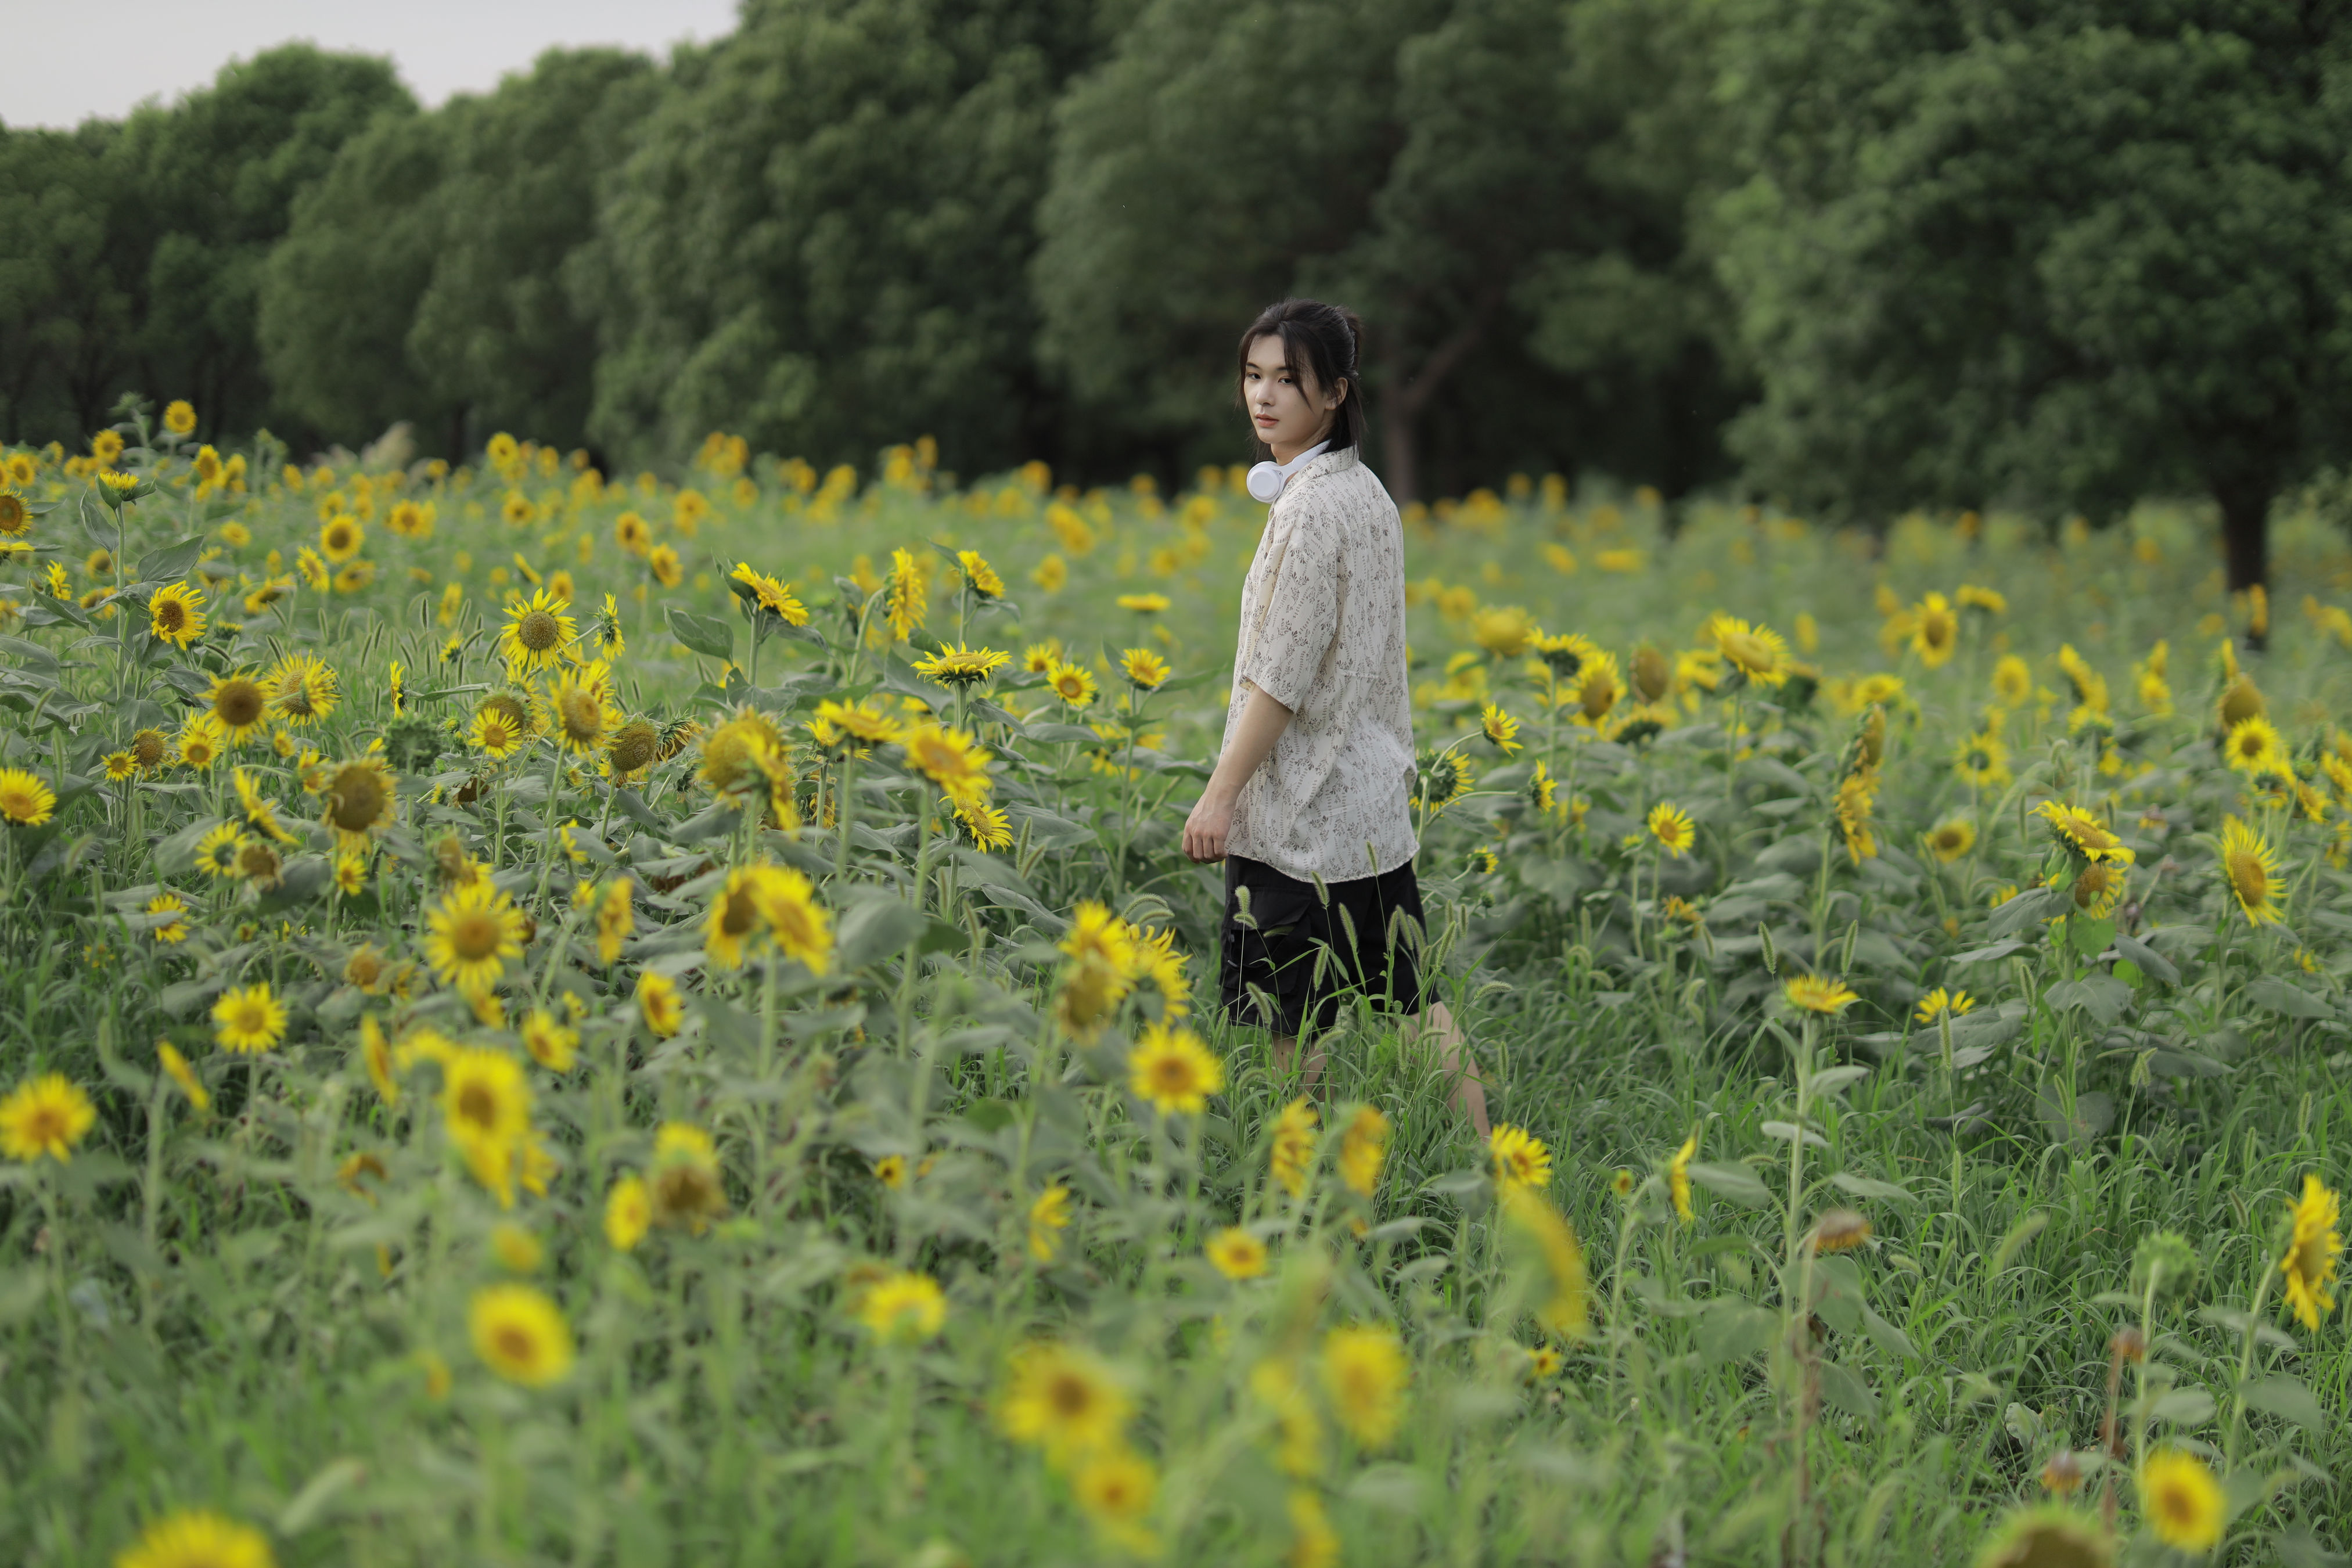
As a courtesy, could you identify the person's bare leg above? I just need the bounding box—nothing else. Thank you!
[1269,1034,1327,1094]
[1408,1001,1489,1139]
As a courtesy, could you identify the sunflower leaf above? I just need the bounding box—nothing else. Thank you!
[2245,977,2335,1019]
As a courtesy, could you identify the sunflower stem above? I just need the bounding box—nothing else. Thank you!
[2221,1253,2277,1469]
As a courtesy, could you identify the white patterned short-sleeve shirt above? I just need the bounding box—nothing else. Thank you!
[1222,445,1419,883]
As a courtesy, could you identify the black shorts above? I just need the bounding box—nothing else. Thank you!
[1217,855,1430,1037]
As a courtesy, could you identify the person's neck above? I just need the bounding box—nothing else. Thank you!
[1267,429,1334,466]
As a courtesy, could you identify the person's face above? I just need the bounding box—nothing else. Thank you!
[1242,335,1342,459]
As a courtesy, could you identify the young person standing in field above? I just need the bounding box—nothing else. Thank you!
[1181,298,1491,1138]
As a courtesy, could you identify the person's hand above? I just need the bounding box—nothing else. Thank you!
[1183,786,1236,863]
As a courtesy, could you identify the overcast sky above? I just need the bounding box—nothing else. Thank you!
[2,0,743,130]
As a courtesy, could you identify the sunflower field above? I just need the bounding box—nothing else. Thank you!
[0,402,2346,1567]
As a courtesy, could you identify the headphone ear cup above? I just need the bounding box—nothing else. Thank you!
[1246,462,1285,504]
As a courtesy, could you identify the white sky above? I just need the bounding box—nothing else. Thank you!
[1,0,743,130]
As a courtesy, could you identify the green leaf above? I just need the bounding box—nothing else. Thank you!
[2239,1375,2326,1432]
[1684,1161,1772,1208]
[666,606,735,662]
[1987,1211,2049,1276]
[834,895,929,970]
[1817,1359,1878,1422]
[1831,1173,1915,1203]
[135,534,204,584]
[2246,977,2336,1019]
[1987,885,2066,937]
[1695,1300,1777,1366]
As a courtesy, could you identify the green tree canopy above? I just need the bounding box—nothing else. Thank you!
[1713,0,2352,589]
[577,0,1101,476]
[113,45,415,443]
[1034,0,1734,499]
[261,48,659,455]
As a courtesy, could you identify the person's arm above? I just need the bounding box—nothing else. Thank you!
[1182,682,1293,862]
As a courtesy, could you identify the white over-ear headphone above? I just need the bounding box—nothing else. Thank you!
[1246,440,1331,504]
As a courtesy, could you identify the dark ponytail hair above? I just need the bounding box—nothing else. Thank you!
[1235,298,1367,456]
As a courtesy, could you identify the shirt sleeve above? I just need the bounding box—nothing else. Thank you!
[1239,497,1343,712]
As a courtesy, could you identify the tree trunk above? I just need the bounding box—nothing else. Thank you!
[2215,478,2271,649]
[1369,294,1500,505]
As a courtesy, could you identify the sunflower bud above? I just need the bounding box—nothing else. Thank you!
[2130,1231,2200,1300]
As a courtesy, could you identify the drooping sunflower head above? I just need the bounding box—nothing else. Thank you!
[1708,614,1790,685]
[2070,859,2127,918]
[1783,974,1860,1015]
[606,717,660,779]
[322,758,396,846]
[2034,801,2133,865]
[2216,671,2266,733]
[1571,650,1623,724]
[2277,1173,2342,1332]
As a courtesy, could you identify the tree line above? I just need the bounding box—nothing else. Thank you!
[4,0,2344,584]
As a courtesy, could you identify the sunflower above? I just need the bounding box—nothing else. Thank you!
[0,1073,96,1162]
[912,642,1011,688]
[856,1268,945,1343]
[146,891,190,944]
[234,838,284,890]
[319,758,395,848]
[883,546,927,641]
[648,543,684,588]
[469,1283,574,1387]
[231,767,294,844]
[729,562,809,626]
[1570,649,1623,725]
[1907,592,1958,668]
[2070,859,2127,918]
[1914,987,1976,1023]
[113,1509,275,1568]
[1117,592,1172,615]
[0,490,28,538]
[1708,614,1791,685]
[1339,1105,1389,1197]
[1206,1227,1269,1279]
[958,549,1005,598]
[596,877,634,966]
[265,653,338,727]
[497,586,576,677]
[2278,1173,2342,1330]
[2057,643,2110,728]
[998,1340,1131,1463]
[1127,1023,1222,1114]
[1783,975,1860,1015]
[147,581,207,648]
[648,1121,728,1232]
[1321,1325,1408,1448]
[0,767,55,826]
[902,721,994,808]
[1954,730,2012,788]
[535,663,618,754]
[1479,702,1522,754]
[1269,1097,1318,1198]
[1498,1186,1591,1339]
[211,983,288,1054]
[1605,703,1672,747]
[1048,660,1099,707]
[1666,1131,1698,1222]
[1490,1124,1552,1191]
[636,970,685,1037]
[426,882,527,995]
[703,866,775,970]
[2216,671,2266,731]
[807,698,901,754]
[2138,1449,2222,1552]
[1028,1184,1073,1262]
[157,1043,208,1111]
[499,490,535,528]
[1925,818,1976,862]
[2221,715,2285,776]
[1120,647,1170,691]
[605,1175,650,1250]
[1813,1209,1873,1253]
[605,717,659,780]
[1646,802,1694,857]
[1534,629,1600,679]
[319,514,362,563]
[195,670,266,745]
[2035,801,2134,865]
[614,511,651,556]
